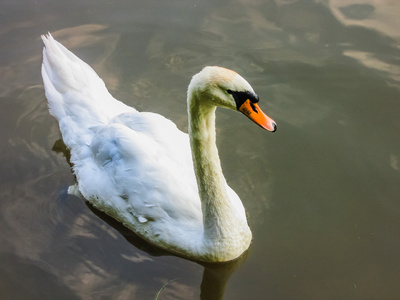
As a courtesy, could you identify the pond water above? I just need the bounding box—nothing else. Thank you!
[1,0,400,299]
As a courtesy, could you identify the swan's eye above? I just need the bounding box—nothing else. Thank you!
[250,102,258,113]
[227,90,259,110]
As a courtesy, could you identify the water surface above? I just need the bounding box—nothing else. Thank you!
[1,0,400,299]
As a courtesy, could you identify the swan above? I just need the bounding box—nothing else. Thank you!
[41,33,276,263]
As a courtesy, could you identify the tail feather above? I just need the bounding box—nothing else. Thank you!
[41,33,137,147]
[41,33,136,121]
[42,34,104,95]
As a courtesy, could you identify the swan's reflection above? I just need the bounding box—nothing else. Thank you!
[87,200,248,300]
[53,139,247,299]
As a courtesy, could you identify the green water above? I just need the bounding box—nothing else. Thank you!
[1,0,400,299]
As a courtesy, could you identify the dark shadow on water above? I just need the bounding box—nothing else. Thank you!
[199,257,248,300]
[52,139,248,300]
[87,200,248,300]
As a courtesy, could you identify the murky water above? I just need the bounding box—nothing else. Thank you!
[1,0,400,299]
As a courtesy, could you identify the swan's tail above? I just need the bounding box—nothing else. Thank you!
[41,33,136,146]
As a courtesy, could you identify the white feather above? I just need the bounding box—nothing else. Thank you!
[41,33,274,262]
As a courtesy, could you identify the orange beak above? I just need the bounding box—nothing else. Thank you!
[238,99,277,132]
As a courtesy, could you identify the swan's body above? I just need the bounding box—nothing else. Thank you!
[41,34,276,262]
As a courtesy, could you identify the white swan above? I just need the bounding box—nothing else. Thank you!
[41,33,276,262]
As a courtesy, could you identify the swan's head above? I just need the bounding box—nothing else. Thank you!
[188,66,277,132]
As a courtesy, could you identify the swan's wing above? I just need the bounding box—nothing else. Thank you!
[74,111,202,238]
[111,111,192,162]
[41,34,204,246]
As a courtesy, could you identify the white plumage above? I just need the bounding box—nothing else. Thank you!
[41,33,276,262]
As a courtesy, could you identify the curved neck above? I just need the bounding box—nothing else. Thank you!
[188,94,237,243]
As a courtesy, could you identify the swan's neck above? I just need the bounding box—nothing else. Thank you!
[188,94,251,258]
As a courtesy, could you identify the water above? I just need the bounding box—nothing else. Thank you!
[1,0,400,299]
